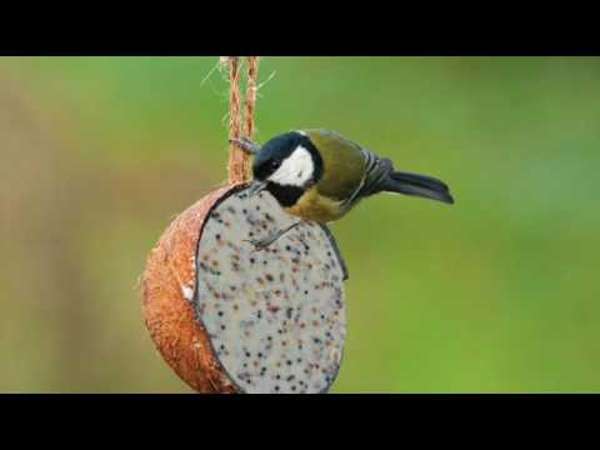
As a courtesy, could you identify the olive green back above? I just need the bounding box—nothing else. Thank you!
[305,129,366,202]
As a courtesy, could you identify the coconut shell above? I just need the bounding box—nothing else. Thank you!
[142,185,237,392]
[141,183,347,393]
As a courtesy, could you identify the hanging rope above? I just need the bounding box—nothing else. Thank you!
[226,56,260,184]
[244,57,260,139]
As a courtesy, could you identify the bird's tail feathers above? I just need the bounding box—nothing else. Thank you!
[382,171,454,204]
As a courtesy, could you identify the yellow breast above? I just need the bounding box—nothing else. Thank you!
[284,186,346,223]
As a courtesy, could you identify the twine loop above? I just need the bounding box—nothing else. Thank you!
[225,56,260,184]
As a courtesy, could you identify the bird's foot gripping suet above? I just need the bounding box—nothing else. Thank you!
[229,137,261,155]
[244,221,303,251]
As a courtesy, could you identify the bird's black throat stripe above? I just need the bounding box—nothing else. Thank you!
[266,182,305,208]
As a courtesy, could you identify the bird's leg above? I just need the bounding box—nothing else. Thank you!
[229,137,261,155]
[246,221,303,251]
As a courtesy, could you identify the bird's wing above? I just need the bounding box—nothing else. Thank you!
[304,129,367,202]
[342,149,394,207]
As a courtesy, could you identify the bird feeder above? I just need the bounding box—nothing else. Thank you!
[141,57,348,393]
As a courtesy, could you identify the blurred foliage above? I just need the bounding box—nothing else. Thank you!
[1,57,600,392]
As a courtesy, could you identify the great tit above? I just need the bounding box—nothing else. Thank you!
[232,129,454,249]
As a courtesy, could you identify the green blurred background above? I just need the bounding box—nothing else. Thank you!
[1,57,599,392]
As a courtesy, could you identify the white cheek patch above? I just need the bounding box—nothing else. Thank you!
[269,146,314,187]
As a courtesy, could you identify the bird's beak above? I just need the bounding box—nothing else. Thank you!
[247,180,267,197]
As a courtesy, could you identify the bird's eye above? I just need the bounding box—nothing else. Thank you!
[270,160,281,170]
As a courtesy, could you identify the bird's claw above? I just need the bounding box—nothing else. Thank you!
[230,137,261,155]
[243,238,272,252]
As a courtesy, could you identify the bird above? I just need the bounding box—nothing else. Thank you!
[231,129,454,249]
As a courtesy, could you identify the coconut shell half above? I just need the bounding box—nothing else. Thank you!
[142,184,348,393]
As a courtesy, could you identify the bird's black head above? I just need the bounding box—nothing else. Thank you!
[250,131,323,207]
